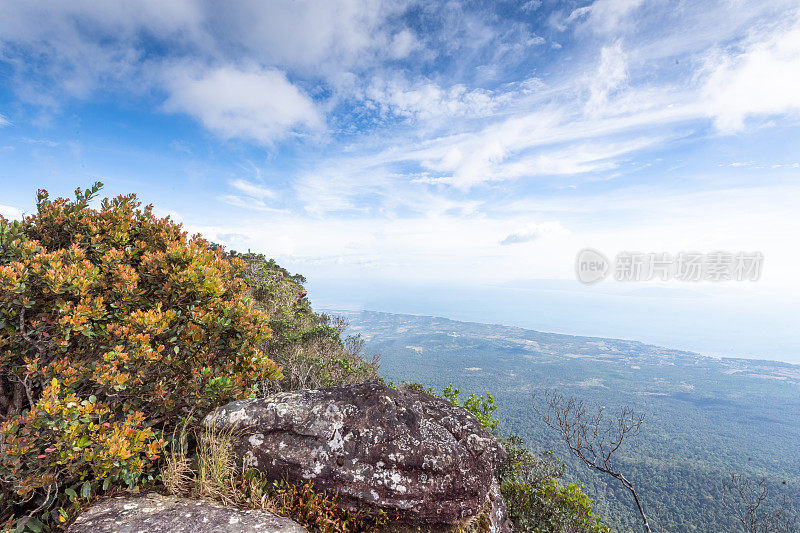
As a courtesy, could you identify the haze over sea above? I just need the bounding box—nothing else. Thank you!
[310,278,800,364]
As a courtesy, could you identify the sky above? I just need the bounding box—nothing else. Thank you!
[1,0,799,361]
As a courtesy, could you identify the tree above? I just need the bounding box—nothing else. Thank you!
[534,390,652,533]
[722,473,798,533]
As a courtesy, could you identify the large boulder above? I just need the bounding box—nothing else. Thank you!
[66,493,305,533]
[486,478,513,533]
[202,381,507,526]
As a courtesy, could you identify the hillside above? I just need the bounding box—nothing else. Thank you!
[335,310,800,532]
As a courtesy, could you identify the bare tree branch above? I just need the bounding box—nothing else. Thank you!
[534,389,652,533]
[722,473,798,533]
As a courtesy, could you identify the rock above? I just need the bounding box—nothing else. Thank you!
[486,478,513,533]
[203,381,507,526]
[66,493,305,533]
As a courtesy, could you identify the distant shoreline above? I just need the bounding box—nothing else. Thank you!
[323,307,800,369]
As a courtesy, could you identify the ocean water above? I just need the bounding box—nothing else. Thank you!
[307,278,800,364]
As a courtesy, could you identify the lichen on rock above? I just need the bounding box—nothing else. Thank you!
[203,381,508,528]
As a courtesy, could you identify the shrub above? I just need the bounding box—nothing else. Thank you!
[262,477,391,533]
[0,184,281,530]
[233,252,379,392]
[498,437,607,533]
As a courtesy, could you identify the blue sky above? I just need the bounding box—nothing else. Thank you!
[1,1,799,360]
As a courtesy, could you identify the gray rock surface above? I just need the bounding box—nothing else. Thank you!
[486,478,513,533]
[203,381,507,526]
[66,493,305,533]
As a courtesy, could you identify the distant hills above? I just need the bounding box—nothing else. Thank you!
[332,309,800,532]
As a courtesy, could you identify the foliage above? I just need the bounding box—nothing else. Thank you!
[0,184,281,530]
[262,477,391,533]
[498,437,607,533]
[233,252,379,392]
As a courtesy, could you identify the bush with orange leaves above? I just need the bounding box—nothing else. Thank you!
[0,183,281,530]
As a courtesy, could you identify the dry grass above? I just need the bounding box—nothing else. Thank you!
[195,425,239,505]
[161,418,193,495]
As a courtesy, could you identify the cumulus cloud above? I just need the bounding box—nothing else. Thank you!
[0,0,204,101]
[205,0,411,72]
[0,0,412,127]
[163,65,322,144]
[703,15,800,132]
[499,222,570,245]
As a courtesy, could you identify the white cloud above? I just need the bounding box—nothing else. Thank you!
[500,222,570,245]
[221,195,286,213]
[0,0,412,127]
[0,204,23,220]
[585,41,628,116]
[365,77,495,121]
[381,101,692,188]
[205,0,412,73]
[703,14,800,132]
[0,114,9,126]
[229,179,276,200]
[0,0,205,101]
[493,137,663,180]
[222,177,283,211]
[388,29,421,59]
[567,0,645,33]
[163,65,322,144]
[521,1,542,13]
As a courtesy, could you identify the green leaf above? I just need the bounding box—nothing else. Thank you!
[88,395,97,404]
[81,480,92,499]
[26,517,43,533]
[103,477,112,491]
[64,488,78,502]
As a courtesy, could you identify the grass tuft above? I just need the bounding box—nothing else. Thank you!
[162,417,193,496]
[195,426,239,505]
